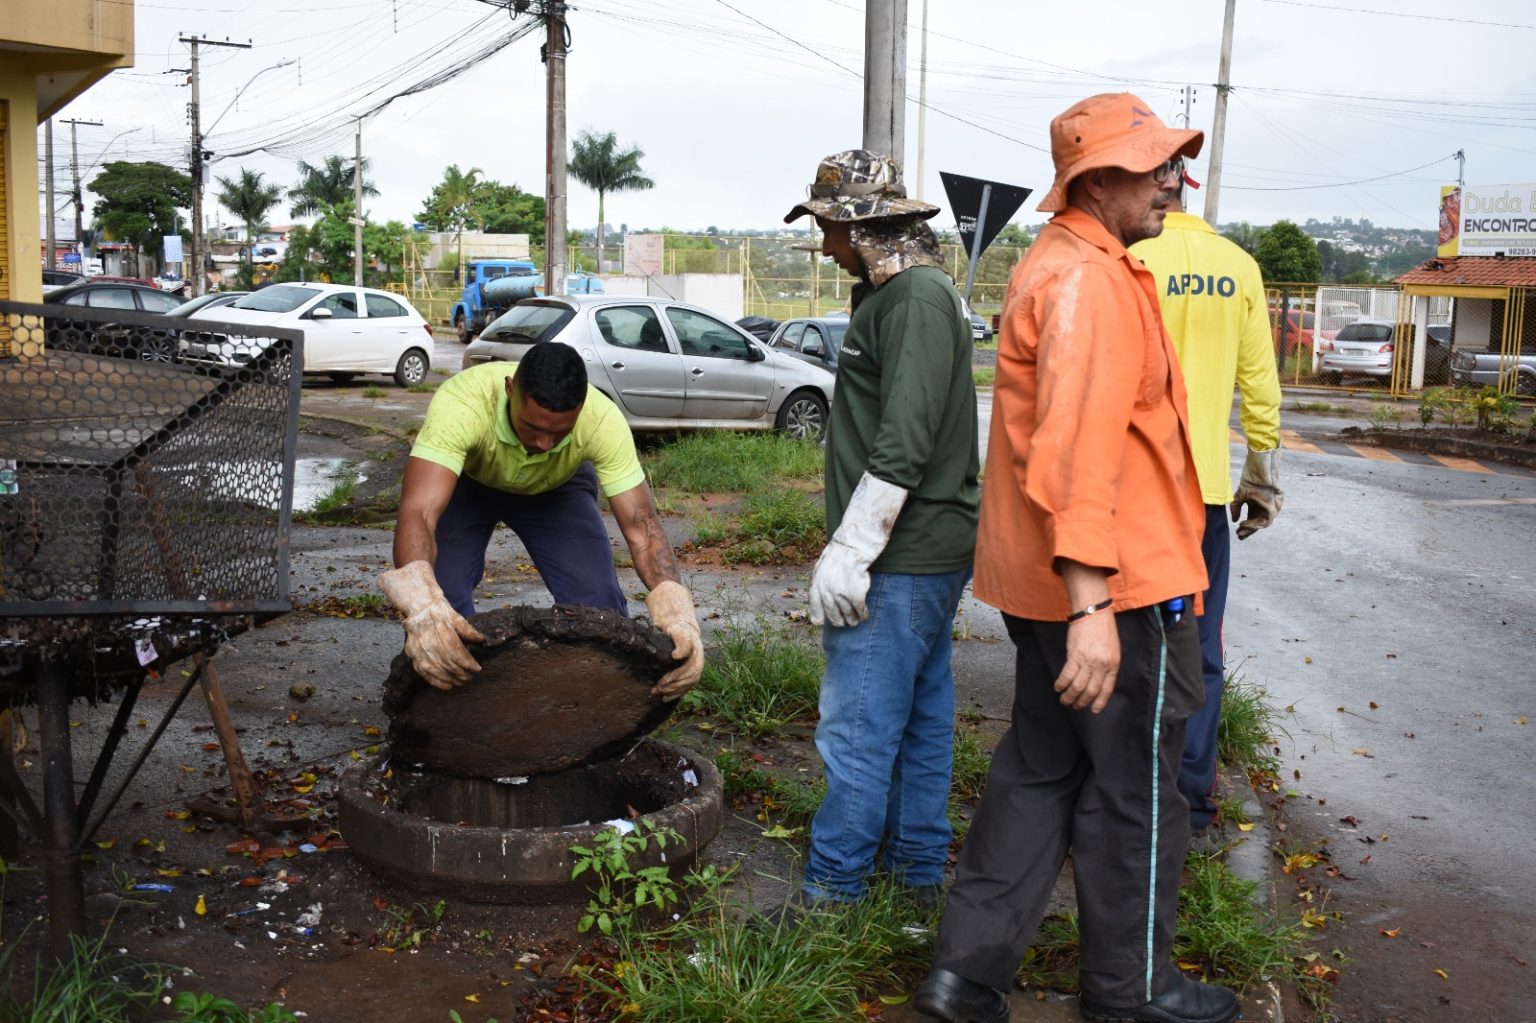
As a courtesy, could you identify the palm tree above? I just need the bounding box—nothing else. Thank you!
[289,154,378,219]
[216,168,284,286]
[429,164,485,283]
[568,130,654,273]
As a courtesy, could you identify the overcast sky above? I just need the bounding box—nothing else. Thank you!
[38,0,1536,237]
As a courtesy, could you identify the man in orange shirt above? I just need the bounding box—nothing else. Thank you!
[913,94,1239,1023]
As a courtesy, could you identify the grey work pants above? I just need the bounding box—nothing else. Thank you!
[931,604,1203,1007]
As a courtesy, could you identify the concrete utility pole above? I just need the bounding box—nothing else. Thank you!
[45,119,56,270]
[1202,0,1236,228]
[862,0,907,172]
[543,0,568,298]
[180,35,252,296]
[354,118,364,286]
[915,0,928,200]
[62,118,103,269]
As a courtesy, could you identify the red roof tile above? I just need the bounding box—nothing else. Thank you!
[1394,256,1536,288]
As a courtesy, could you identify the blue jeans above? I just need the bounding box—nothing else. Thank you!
[1180,503,1231,830]
[803,567,972,901]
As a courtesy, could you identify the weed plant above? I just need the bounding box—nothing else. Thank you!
[683,626,822,736]
[642,432,822,494]
[361,384,387,398]
[596,873,933,1022]
[406,381,439,394]
[0,932,166,1022]
[973,367,996,389]
[1216,673,1285,775]
[694,491,825,565]
[1175,853,1311,993]
[714,749,825,827]
[308,470,359,514]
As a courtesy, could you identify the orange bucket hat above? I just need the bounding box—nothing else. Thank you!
[1037,92,1204,213]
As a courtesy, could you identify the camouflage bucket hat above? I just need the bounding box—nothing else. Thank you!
[783,149,941,224]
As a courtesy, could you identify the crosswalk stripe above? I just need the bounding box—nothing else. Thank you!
[1430,455,1492,473]
[1280,429,1323,454]
[1352,446,1403,462]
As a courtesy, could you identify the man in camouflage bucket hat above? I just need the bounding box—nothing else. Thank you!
[779,150,979,912]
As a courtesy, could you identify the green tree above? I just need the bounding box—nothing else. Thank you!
[215,167,284,289]
[568,130,654,272]
[477,181,545,241]
[274,208,412,287]
[417,164,485,282]
[289,155,378,219]
[1220,221,1265,256]
[88,161,192,274]
[1254,220,1322,283]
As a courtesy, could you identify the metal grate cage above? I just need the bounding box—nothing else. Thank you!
[0,300,301,624]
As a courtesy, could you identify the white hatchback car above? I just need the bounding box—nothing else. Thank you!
[181,282,435,386]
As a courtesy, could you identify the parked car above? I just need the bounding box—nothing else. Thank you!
[1451,346,1536,396]
[181,283,433,386]
[965,305,994,343]
[44,280,189,360]
[462,295,836,440]
[90,274,159,287]
[167,291,249,319]
[768,316,847,374]
[735,315,781,343]
[41,269,86,293]
[1424,324,1452,386]
[1319,320,1396,384]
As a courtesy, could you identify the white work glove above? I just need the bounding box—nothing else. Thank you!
[645,581,704,700]
[810,472,909,627]
[378,560,486,690]
[1230,447,1283,540]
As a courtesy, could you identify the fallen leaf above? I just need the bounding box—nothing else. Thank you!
[1339,815,1359,827]
[1517,717,1529,726]
[95,838,116,850]
[761,824,801,840]
[878,993,908,1005]
[464,994,479,1003]
[1351,748,1373,757]
[1369,701,1380,709]
[1237,822,1256,832]
[1305,656,1313,664]
[1380,927,1400,938]
[1435,968,1449,981]
[194,895,207,916]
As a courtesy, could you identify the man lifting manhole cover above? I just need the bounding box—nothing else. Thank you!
[378,342,704,700]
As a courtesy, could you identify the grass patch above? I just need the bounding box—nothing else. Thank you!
[693,491,825,565]
[306,469,359,515]
[1290,400,1345,414]
[1217,672,1286,775]
[406,381,438,393]
[643,432,822,494]
[973,367,996,388]
[714,748,825,828]
[0,933,167,1022]
[361,384,387,398]
[682,625,823,736]
[595,874,935,1022]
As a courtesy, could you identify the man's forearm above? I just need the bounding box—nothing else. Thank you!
[393,513,437,569]
[629,512,682,591]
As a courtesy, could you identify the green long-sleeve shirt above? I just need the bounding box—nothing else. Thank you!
[825,265,979,575]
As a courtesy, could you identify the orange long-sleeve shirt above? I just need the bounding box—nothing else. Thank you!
[974,208,1206,620]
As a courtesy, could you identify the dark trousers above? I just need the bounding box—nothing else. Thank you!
[931,606,1203,1007]
[1181,504,1231,830]
[432,463,626,618]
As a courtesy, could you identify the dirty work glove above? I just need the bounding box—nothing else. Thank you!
[378,560,485,690]
[1230,447,1283,540]
[646,581,704,700]
[810,472,908,627]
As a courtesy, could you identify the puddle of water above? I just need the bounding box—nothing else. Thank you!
[293,457,371,511]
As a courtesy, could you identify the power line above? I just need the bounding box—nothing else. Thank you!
[1225,154,1455,192]
[1258,0,1536,31]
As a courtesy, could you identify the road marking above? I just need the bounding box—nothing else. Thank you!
[1351,445,1403,463]
[1280,429,1323,454]
[1430,455,1493,473]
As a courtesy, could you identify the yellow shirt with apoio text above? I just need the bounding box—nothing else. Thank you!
[1131,212,1281,505]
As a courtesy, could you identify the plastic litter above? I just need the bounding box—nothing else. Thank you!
[133,883,176,893]
[602,818,636,836]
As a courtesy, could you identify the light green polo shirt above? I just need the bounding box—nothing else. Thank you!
[411,362,646,497]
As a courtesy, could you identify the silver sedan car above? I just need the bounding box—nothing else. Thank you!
[461,295,836,440]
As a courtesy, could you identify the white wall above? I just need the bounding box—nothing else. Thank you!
[1457,298,1493,349]
[592,273,745,319]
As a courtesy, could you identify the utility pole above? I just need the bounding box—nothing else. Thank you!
[1455,148,1466,188]
[543,0,568,298]
[1202,0,1236,228]
[45,119,56,270]
[353,118,364,286]
[1180,85,1195,129]
[915,0,928,199]
[180,35,252,296]
[62,118,103,270]
[862,0,907,172]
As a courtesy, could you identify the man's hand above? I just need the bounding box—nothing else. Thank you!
[378,561,485,690]
[646,581,704,700]
[810,473,908,627]
[1055,612,1120,713]
[1230,446,1283,540]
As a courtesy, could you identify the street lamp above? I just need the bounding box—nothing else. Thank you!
[193,58,296,295]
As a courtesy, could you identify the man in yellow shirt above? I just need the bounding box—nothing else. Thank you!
[1131,188,1282,845]
[375,344,703,699]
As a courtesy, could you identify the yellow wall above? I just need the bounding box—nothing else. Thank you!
[1,0,135,303]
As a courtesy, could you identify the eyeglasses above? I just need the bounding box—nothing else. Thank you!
[1151,157,1184,185]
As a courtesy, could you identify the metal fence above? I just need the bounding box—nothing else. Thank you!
[1266,283,1454,393]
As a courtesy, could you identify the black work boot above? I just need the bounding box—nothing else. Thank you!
[913,967,1011,1023]
[1078,975,1240,1023]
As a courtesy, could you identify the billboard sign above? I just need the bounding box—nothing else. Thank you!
[624,233,664,276]
[164,234,185,264]
[1440,183,1536,258]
